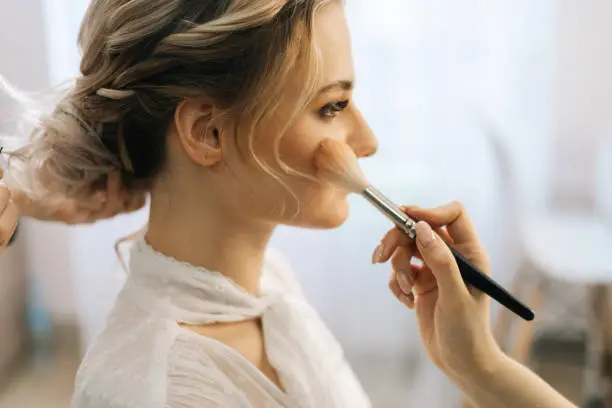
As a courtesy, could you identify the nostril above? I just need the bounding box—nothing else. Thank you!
[361,151,374,158]
[358,145,377,158]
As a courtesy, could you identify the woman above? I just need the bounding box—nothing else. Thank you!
[3,0,577,407]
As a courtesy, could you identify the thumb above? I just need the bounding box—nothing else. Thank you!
[414,221,470,301]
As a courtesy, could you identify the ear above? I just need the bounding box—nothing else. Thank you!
[174,99,222,167]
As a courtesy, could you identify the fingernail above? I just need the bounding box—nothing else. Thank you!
[403,292,415,307]
[416,221,436,247]
[372,244,384,264]
[445,200,459,208]
[398,271,413,294]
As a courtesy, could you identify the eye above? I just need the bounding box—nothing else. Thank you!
[319,99,350,119]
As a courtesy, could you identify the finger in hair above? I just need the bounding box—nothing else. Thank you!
[106,171,122,193]
[101,174,125,217]
[0,201,19,244]
[60,201,91,224]
[125,191,146,213]
[0,187,10,214]
[125,194,146,213]
[72,192,107,212]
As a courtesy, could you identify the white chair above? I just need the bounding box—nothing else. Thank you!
[478,119,612,408]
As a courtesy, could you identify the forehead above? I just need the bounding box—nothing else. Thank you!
[312,3,354,83]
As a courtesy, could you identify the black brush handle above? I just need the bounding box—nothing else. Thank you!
[450,246,534,321]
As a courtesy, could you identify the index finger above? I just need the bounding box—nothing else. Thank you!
[99,171,124,217]
[0,187,10,214]
[0,201,19,246]
[402,201,479,246]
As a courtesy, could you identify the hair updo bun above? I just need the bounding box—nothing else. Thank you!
[2,0,331,200]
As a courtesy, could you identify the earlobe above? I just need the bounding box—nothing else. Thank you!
[174,100,223,167]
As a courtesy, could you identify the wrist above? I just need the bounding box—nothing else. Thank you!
[448,343,508,388]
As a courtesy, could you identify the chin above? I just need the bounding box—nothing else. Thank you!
[299,197,350,230]
[279,187,351,229]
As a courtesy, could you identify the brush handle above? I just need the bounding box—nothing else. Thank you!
[360,187,533,321]
[450,246,534,321]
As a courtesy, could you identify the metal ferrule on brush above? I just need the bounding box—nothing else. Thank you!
[362,186,417,239]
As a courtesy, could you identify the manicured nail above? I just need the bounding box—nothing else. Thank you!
[403,292,415,307]
[415,221,435,247]
[397,271,413,294]
[372,244,384,264]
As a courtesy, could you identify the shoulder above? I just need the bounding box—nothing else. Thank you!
[71,301,249,408]
[164,333,252,408]
[71,299,174,408]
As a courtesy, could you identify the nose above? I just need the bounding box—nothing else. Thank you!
[347,106,378,158]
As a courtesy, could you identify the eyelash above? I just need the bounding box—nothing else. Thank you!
[319,99,350,118]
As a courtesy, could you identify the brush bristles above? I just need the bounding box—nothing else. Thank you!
[313,139,369,193]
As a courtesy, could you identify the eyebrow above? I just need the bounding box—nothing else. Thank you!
[318,79,354,94]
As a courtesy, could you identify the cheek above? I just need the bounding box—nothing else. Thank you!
[277,130,320,176]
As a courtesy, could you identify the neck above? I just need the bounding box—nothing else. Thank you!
[146,191,275,294]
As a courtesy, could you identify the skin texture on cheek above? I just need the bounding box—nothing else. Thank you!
[277,122,321,178]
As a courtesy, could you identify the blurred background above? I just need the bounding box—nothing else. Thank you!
[1,0,612,407]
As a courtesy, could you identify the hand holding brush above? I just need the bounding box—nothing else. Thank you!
[313,138,534,322]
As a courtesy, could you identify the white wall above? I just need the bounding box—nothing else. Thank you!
[552,0,612,204]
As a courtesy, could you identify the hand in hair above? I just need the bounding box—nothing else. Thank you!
[11,171,146,225]
[0,169,19,252]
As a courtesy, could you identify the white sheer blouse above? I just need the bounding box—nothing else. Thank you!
[71,231,371,408]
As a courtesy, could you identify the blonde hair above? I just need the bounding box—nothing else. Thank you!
[3,0,331,200]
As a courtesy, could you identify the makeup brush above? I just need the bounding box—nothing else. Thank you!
[314,139,534,322]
